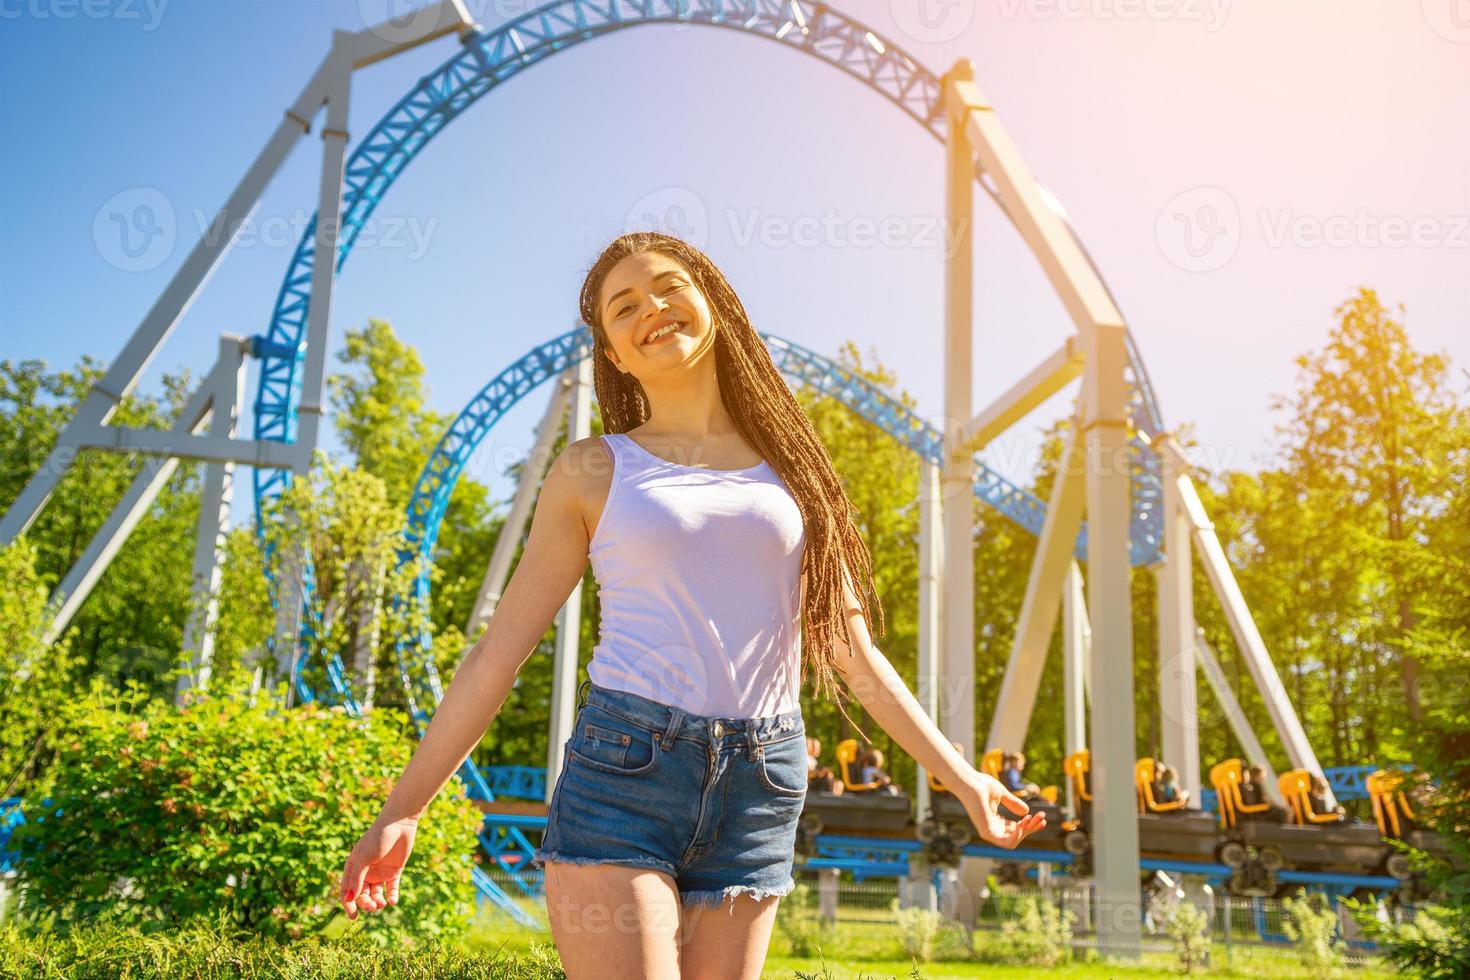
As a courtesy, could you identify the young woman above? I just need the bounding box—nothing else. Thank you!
[338,231,1047,978]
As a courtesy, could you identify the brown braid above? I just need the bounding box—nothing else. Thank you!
[578,231,884,741]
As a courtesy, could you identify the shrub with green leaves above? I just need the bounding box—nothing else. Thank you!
[10,674,484,946]
[0,919,567,979]
[1162,899,1211,974]
[889,896,946,962]
[976,894,1074,967]
[1281,895,1345,980]
[775,881,837,959]
[1346,898,1470,979]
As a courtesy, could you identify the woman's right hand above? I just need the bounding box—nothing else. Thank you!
[339,814,419,919]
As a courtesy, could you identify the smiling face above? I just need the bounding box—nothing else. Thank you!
[596,250,716,376]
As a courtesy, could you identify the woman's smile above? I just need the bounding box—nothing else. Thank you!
[643,322,687,348]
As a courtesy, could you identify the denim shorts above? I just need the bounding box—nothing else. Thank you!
[531,679,807,914]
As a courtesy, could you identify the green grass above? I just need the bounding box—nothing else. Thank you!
[0,891,1397,979]
[467,907,1398,979]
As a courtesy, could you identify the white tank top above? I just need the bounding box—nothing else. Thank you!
[586,432,806,719]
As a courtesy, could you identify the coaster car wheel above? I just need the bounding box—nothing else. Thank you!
[1218,841,1248,869]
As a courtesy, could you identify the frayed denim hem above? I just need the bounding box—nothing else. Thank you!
[531,850,679,878]
[679,876,797,916]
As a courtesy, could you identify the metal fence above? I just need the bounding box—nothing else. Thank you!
[791,872,1394,967]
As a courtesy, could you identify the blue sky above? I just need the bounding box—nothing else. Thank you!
[2,0,1466,528]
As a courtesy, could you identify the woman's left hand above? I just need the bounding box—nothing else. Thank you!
[956,773,1047,848]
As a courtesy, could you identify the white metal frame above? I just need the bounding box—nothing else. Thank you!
[0,1,478,698]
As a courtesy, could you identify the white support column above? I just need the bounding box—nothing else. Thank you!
[1194,627,1282,805]
[267,37,354,675]
[986,423,1086,753]
[913,459,943,915]
[1173,468,1330,802]
[1062,561,1088,815]
[175,334,250,704]
[465,369,575,640]
[817,867,841,925]
[290,34,353,458]
[945,63,1142,955]
[1082,324,1142,957]
[916,458,943,822]
[941,59,977,768]
[1156,436,1201,807]
[545,355,594,802]
[350,556,386,711]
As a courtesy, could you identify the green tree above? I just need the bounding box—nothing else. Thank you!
[1267,288,1463,724]
[0,357,199,703]
[0,539,80,798]
[325,320,500,707]
[1188,289,1467,773]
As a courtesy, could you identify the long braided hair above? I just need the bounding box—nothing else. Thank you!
[578,231,885,738]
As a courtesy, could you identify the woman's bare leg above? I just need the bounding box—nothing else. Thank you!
[676,893,782,980]
[543,860,684,979]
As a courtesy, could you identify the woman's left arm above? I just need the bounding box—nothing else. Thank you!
[815,570,1047,849]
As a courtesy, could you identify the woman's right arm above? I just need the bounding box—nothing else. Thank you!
[372,440,595,824]
[339,439,598,915]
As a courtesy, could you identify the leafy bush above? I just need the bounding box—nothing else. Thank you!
[1346,898,1470,979]
[976,894,1074,967]
[10,674,484,946]
[888,896,945,962]
[775,881,837,958]
[0,919,566,978]
[1162,899,1211,974]
[1281,895,1345,979]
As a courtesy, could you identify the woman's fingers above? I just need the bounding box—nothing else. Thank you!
[353,881,388,915]
[341,855,368,918]
[992,809,1047,848]
[998,789,1030,817]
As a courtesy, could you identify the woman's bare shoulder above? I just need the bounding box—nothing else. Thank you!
[554,436,616,537]
[560,434,614,477]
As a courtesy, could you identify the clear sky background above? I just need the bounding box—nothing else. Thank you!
[2,0,1466,528]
